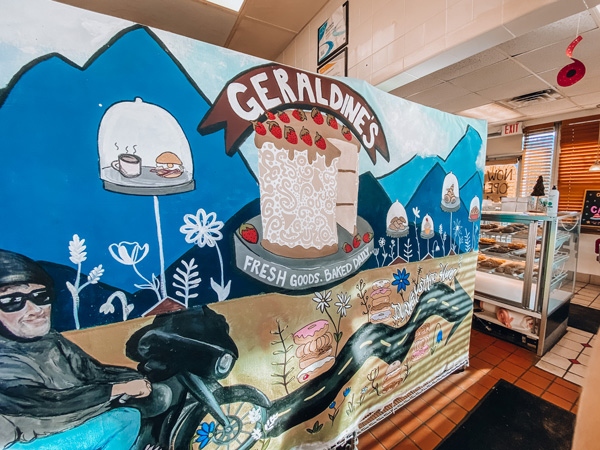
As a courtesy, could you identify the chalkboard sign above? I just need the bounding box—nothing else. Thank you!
[582,189,600,228]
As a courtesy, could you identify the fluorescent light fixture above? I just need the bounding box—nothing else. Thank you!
[206,0,245,12]
[458,103,523,123]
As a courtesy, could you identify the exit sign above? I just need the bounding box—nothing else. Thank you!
[501,122,523,136]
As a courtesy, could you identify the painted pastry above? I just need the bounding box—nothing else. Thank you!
[420,214,434,238]
[382,360,408,393]
[411,323,431,362]
[293,320,335,383]
[369,280,392,323]
[255,108,361,258]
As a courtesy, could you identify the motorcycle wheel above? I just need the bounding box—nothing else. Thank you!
[171,399,268,450]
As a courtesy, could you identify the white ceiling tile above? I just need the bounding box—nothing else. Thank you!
[403,81,472,107]
[433,48,507,81]
[477,75,550,101]
[449,59,531,92]
[434,92,491,114]
[570,91,600,108]
[514,39,572,74]
[514,97,579,116]
[389,74,444,98]
[228,17,296,60]
[243,0,325,32]
[499,10,596,56]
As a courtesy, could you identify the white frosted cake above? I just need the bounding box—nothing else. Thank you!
[255,108,361,258]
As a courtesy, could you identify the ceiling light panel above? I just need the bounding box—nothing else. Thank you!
[458,103,523,123]
[206,0,244,12]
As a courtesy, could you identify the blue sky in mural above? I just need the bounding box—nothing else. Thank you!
[0,22,485,299]
[0,27,258,289]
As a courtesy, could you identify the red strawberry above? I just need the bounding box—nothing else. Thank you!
[266,111,276,120]
[353,234,361,248]
[311,107,324,125]
[278,111,290,123]
[292,109,307,121]
[341,125,352,141]
[252,121,266,136]
[315,132,326,150]
[343,243,352,253]
[300,127,312,146]
[268,121,282,139]
[239,223,258,244]
[285,126,298,145]
[327,114,338,129]
[363,232,373,243]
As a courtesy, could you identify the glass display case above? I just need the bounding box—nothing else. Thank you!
[473,211,581,356]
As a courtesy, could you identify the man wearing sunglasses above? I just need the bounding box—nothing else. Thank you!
[0,250,152,450]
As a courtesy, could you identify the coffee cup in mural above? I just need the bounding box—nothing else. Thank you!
[111,154,142,178]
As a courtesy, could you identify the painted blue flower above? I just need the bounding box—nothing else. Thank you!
[195,421,215,448]
[436,330,443,343]
[343,387,351,397]
[329,401,336,409]
[392,269,410,293]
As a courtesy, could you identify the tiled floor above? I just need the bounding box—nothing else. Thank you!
[570,281,600,309]
[357,328,583,450]
[536,327,595,386]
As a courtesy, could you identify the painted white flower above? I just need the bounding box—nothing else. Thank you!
[412,207,420,219]
[251,428,262,440]
[439,225,443,234]
[335,292,352,317]
[180,209,224,248]
[378,237,386,248]
[264,413,278,432]
[109,242,149,266]
[248,407,261,424]
[99,302,115,315]
[312,291,332,313]
[373,248,379,256]
[69,234,87,265]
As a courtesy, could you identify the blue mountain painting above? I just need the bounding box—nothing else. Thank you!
[0,26,259,290]
[380,125,483,204]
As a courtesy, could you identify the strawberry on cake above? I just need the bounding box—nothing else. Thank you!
[254,108,361,259]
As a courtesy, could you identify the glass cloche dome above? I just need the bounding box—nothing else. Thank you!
[386,200,409,238]
[98,97,194,195]
[441,172,460,213]
[420,214,434,239]
[469,196,481,222]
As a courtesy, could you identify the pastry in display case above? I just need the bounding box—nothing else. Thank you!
[473,211,581,356]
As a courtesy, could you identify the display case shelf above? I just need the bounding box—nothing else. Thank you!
[474,211,581,356]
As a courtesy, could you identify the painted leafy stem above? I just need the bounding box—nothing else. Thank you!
[180,209,230,302]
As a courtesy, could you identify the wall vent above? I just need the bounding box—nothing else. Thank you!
[501,89,562,108]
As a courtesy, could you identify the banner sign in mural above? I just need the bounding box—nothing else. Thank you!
[0,1,486,449]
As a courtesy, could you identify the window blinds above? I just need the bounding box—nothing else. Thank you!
[520,124,556,199]
[558,115,600,212]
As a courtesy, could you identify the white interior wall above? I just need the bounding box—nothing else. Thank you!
[276,0,597,93]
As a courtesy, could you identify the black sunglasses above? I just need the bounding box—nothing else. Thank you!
[0,289,52,313]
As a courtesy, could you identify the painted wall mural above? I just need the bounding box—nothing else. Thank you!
[0,1,486,449]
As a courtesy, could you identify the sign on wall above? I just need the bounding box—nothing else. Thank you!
[582,189,600,228]
[484,163,518,202]
[317,1,348,65]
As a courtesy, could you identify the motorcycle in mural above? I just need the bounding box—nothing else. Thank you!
[126,279,472,449]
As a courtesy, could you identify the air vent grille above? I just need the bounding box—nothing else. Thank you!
[501,89,562,108]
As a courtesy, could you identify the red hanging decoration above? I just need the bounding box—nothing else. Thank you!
[557,36,586,87]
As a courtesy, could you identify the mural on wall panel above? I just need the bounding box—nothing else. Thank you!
[0,1,486,449]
